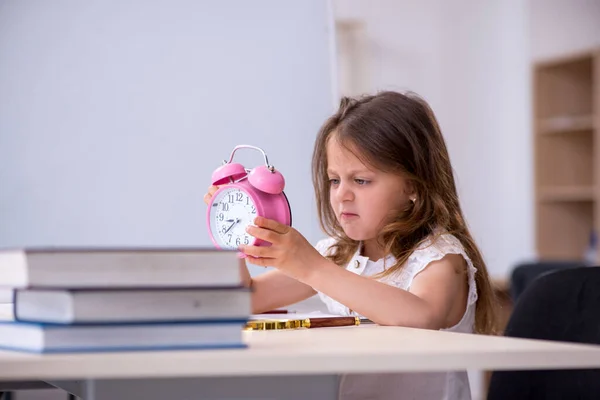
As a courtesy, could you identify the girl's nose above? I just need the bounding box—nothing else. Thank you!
[335,181,354,202]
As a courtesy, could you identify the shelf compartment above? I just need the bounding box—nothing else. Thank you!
[536,130,594,187]
[537,201,595,260]
[534,56,593,119]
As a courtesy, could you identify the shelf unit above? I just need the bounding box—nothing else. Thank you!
[534,49,600,262]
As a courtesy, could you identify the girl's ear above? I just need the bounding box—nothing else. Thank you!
[405,180,417,203]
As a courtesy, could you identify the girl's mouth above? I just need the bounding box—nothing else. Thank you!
[341,212,359,220]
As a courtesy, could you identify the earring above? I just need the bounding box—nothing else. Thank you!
[410,197,417,204]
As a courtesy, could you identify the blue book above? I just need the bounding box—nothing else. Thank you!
[0,319,247,353]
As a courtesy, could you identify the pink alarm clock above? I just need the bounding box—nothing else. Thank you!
[207,145,292,250]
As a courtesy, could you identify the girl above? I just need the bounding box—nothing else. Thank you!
[204,91,497,400]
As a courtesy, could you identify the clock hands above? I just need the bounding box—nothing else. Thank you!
[223,218,241,234]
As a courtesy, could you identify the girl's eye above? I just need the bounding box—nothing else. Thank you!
[355,179,369,185]
[328,178,340,185]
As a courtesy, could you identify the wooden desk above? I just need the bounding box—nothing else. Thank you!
[2,325,600,400]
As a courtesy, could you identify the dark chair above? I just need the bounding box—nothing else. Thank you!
[487,266,600,400]
[509,260,584,302]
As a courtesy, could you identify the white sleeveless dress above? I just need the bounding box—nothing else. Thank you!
[314,232,478,400]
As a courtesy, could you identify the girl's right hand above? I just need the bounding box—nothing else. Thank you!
[203,185,220,205]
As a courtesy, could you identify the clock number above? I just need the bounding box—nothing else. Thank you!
[221,203,229,212]
[228,194,234,203]
[251,205,256,214]
[244,236,249,245]
[228,234,232,243]
[246,197,250,205]
[236,192,243,202]
[236,237,241,246]
[217,213,224,222]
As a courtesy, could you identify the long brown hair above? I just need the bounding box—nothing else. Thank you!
[311,91,498,335]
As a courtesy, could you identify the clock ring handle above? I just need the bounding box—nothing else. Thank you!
[223,145,274,171]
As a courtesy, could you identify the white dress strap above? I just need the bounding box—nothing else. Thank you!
[403,233,479,307]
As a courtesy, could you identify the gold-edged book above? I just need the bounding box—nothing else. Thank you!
[245,316,372,331]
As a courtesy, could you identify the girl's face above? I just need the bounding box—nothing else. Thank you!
[326,137,414,246]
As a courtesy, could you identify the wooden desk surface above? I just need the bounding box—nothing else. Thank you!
[1,324,600,381]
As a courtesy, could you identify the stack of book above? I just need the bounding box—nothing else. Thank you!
[0,247,249,353]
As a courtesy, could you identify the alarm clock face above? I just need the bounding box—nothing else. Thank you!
[209,187,258,249]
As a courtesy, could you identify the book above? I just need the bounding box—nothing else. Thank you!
[0,320,246,353]
[0,289,12,303]
[14,288,251,324]
[0,304,12,321]
[0,247,241,288]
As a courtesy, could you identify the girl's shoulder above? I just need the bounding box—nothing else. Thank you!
[413,230,468,259]
[407,230,474,274]
[404,230,478,296]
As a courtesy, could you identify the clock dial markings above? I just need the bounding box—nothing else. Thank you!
[210,188,257,249]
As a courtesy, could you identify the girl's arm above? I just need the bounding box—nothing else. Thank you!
[243,217,467,328]
[239,258,317,313]
[304,254,467,329]
[240,217,468,329]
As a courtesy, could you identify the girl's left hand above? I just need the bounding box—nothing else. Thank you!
[240,216,324,281]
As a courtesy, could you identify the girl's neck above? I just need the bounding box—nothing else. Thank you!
[361,239,386,262]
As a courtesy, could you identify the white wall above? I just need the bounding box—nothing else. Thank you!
[0,1,334,252]
[333,0,534,279]
[334,0,445,115]
[438,0,533,279]
[530,0,600,61]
